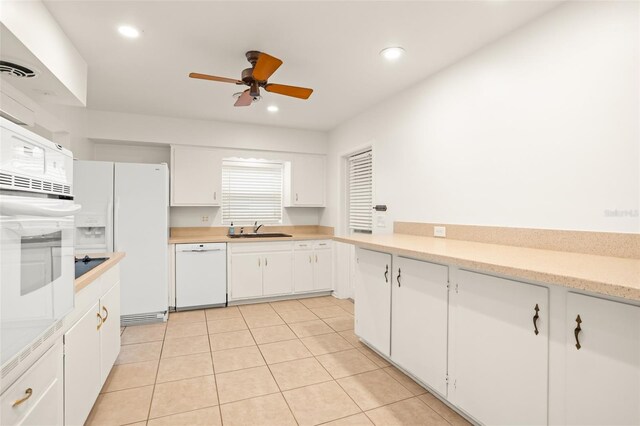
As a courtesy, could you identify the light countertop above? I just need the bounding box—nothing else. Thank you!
[74,252,126,293]
[169,233,333,244]
[334,233,640,302]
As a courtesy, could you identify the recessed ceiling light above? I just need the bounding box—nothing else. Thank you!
[380,46,405,61]
[267,105,279,113]
[118,25,140,38]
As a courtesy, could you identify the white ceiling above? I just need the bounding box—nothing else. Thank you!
[42,1,561,131]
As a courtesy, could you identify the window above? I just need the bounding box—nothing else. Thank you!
[221,160,284,224]
[348,150,373,233]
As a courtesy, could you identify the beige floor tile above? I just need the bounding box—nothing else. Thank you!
[121,323,166,345]
[157,352,214,383]
[147,406,221,426]
[212,345,265,373]
[150,375,218,419]
[259,339,313,364]
[86,385,153,425]
[337,369,413,411]
[339,330,365,348]
[250,324,297,344]
[220,393,297,426]
[358,346,391,367]
[205,306,241,321]
[209,330,255,351]
[115,341,162,365]
[162,334,210,358]
[268,357,332,391]
[238,303,276,317]
[101,360,158,392]
[299,296,338,309]
[165,321,208,339]
[120,326,125,335]
[333,298,355,310]
[216,365,279,404]
[383,366,427,396]
[169,310,206,323]
[365,397,449,426]
[418,393,471,425]
[301,333,353,356]
[278,308,319,324]
[310,306,351,319]
[243,313,285,329]
[323,413,374,426]
[340,304,355,315]
[207,317,247,334]
[283,381,360,425]
[270,299,306,313]
[324,315,355,332]
[317,349,379,379]
[289,319,334,338]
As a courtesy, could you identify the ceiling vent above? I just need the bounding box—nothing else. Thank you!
[0,61,37,78]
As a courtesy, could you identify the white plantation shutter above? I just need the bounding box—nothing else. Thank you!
[222,160,283,224]
[349,150,373,233]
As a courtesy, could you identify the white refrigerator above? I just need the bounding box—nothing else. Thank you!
[74,161,169,324]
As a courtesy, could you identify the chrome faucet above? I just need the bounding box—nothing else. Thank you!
[254,221,263,233]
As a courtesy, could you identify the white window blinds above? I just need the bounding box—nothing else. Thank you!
[222,160,284,224]
[348,150,373,233]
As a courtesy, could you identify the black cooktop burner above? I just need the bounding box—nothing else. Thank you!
[74,256,109,279]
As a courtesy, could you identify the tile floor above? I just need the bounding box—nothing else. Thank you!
[87,296,470,426]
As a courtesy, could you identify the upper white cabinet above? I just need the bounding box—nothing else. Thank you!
[565,293,640,426]
[171,146,222,206]
[451,270,549,426]
[354,248,391,357]
[391,256,448,397]
[284,155,325,207]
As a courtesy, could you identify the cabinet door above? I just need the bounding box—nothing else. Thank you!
[566,293,640,426]
[64,302,102,426]
[354,248,391,356]
[171,147,221,206]
[289,155,325,206]
[99,282,121,385]
[263,251,293,296]
[230,253,263,299]
[391,257,448,396]
[314,248,333,291]
[293,250,314,293]
[453,270,548,426]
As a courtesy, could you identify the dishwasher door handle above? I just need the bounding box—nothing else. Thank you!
[184,249,223,252]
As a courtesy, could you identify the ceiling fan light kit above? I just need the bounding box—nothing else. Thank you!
[189,50,313,107]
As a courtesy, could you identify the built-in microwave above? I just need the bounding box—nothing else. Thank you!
[0,117,80,388]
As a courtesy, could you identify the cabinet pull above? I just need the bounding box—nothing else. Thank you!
[384,265,389,283]
[97,312,104,330]
[533,304,540,335]
[258,258,261,267]
[265,258,268,267]
[574,315,582,350]
[315,254,318,263]
[12,388,33,407]
[214,191,217,200]
[396,268,401,287]
[309,255,312,263]
[102,306,109,323]
[295,193,298,202]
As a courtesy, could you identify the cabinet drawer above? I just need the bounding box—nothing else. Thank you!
[294,241,314,250]
[313,240,331,250]
[1,340,63,426]
[229,241,294,254]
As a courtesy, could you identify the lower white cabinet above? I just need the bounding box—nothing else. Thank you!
[0,340,63,426]
[354,248,391,357]
[293,241,333,293]
[99,283,121,384]
[451,270,549,426]
[263,251,293,296]
[565,292,640,426]
[230,253,263,299]
[391,256,448,396]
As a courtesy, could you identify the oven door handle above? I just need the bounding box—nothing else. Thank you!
[0,201,82,217]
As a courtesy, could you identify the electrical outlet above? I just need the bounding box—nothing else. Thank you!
[434,226,446,238]
[201,216,209,222]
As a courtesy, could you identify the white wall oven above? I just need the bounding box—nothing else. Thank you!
[0,117,79,388]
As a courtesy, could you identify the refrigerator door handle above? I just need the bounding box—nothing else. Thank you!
[107,199,114,252]
[114,197,120,251]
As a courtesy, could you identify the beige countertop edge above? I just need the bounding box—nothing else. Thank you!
[74,252,126,294]
[333,235,640,303]
[168,234,333,244]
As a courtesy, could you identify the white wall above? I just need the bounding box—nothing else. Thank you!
[322,1,639,235]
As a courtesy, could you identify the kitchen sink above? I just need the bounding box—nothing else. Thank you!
[228,232,292,238]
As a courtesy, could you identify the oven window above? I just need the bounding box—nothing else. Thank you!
[21,230,62,295]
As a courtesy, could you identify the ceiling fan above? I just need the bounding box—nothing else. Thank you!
[189,51,313,107]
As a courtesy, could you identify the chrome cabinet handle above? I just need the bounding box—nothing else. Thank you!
[384,265,389,283]
[97,312,104,330]
[214,191,217,201]
[533,304,540,335]
[574,315,582,350]
[258,258,261,267]
[102,306,109,323]
[12,388,33,407]
[396,268,401,287]
[309,255,312,263]
[295,193,298,202]
[265,258,268,267]
[315,254,318,263]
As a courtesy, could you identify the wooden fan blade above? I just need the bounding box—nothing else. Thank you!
[252,53,283,81]
[189,72,241,84]
[265,84,313,99]
[234,90,253,107]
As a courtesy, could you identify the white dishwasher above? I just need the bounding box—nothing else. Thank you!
[175,243,227,309]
